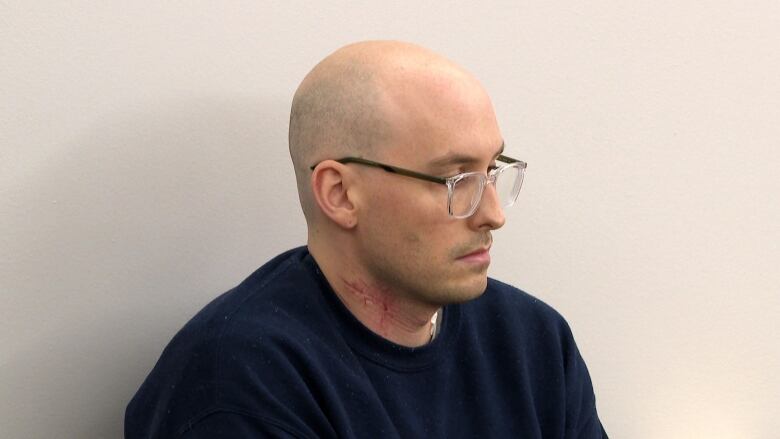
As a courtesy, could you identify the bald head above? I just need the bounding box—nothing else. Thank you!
[288,41,496,224]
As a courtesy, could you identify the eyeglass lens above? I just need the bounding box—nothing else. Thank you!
[451,165,523,217]
[451,176,484,217]
[495,165,523,208]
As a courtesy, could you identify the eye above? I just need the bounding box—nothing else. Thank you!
[450,166,468,176]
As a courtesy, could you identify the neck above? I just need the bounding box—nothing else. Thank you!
[309,238,439,348]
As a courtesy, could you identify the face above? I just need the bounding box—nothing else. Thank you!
[353,68,506,306]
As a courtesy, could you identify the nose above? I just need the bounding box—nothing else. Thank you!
[467,181,506,230]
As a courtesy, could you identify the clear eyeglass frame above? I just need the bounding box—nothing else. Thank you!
[310,154,527,219]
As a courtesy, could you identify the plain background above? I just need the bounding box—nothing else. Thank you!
[2,2,778,438]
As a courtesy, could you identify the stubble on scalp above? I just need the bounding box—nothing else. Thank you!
[288,49,393,223]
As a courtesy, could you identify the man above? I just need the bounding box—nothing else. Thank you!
[126,41,607,438]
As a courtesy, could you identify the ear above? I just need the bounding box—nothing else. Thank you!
[310,161,359,230]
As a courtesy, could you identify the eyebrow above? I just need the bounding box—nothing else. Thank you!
[427,142,505,170]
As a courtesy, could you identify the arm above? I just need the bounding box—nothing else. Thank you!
[562,325,608,438]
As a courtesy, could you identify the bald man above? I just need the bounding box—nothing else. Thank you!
[126,41,608,438]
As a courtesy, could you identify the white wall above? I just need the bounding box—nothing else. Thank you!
[2,2,778,438]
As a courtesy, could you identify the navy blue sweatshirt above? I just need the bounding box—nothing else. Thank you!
[126,247,607,438]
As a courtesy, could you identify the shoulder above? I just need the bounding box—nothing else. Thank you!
[467,280,607,437]
[126,247,332,438]
[460,278,579,357]
[150,247,316,374]
[476,277,569,328]
[162,245,329,375]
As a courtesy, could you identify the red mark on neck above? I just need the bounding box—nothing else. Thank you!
[341,277,396,335]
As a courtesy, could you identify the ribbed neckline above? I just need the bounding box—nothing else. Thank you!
[301,250,461,372]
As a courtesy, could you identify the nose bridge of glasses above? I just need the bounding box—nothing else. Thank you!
[485,165,518,205]
[467,173,505,222]
[473,173,499,209]
[487,166,503,185]
[487,171,498,185]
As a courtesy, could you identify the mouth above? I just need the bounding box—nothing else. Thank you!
[456,245,492,265]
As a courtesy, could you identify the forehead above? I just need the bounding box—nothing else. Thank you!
[426,141,505,170]
[378,69,503,168]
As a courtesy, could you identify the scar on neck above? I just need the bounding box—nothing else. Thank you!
[340,277,396,333]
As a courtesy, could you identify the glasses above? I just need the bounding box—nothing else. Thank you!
[310,154,527,219]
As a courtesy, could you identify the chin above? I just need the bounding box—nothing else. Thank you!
[445,277,488,304]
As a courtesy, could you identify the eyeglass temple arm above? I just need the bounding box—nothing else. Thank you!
[314,157,448,184]
[310,155,525,182]
[497,154,525,166]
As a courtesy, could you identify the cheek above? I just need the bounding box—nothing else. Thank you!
[402,222,461,268]
[362,181,457,254]
[381,175,447,213]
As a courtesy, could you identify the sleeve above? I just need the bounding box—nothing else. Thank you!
[562,324,608,439]
[180,410,308,439]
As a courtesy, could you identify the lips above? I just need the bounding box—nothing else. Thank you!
[456,245,492,264]
[459,247,489,258]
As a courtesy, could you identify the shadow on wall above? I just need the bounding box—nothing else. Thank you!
[1,95,305,438]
